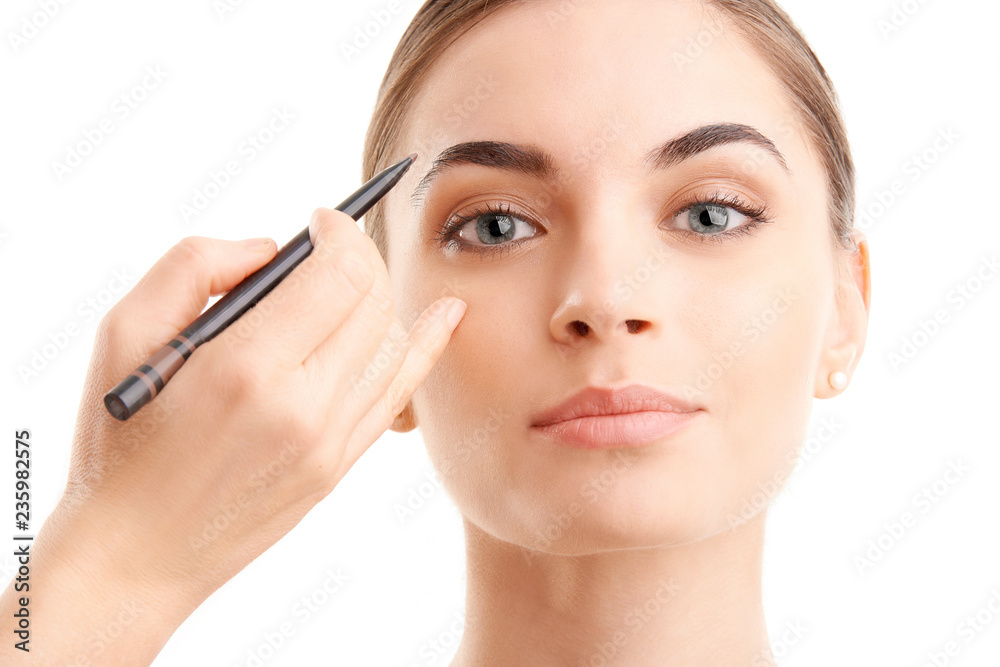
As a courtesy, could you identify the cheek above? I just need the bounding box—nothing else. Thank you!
[682,279,817,401]
[410,293,525,475]
[678,254,831,525]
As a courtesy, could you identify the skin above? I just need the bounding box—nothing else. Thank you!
[382,0,871,664]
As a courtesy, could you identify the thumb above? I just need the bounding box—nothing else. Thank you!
[341,296,466,466]
[100,236,277,377]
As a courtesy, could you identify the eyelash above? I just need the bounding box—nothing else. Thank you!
[432,192,775,258]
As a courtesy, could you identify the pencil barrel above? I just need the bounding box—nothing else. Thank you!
[103,336,195,420]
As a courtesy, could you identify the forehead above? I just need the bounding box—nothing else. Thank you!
[401,0,812,176]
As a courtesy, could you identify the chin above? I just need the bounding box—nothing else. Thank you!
[494,489,731,556]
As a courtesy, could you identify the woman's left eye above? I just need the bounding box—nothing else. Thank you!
[668,194,771,240]
[678,202,750,234]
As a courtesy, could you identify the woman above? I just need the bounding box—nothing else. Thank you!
[1,0,870,664]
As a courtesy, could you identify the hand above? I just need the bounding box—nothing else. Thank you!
[7,207,465,665]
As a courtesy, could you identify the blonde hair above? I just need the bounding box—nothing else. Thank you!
[362,0,856,265]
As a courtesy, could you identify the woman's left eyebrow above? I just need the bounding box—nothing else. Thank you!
[410,122,790,208]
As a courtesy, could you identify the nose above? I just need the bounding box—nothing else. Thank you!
[548,219,662,347]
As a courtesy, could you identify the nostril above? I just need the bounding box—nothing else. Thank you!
[568,320,650,337]
[626,319,650,334]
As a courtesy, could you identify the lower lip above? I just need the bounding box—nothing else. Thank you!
[531,410,700,449]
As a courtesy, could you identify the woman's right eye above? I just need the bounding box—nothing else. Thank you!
[434,202,541,258]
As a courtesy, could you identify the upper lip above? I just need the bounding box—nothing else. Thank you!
[531,384,700,428]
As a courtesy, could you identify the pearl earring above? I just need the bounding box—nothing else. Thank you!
[828,370,848,390]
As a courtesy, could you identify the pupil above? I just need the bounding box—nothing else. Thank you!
[694,205,726,231]
[483,215,513,243]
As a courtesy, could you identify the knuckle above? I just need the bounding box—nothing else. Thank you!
[170,236,213,272]
[308,207,335,235]
[309,206,340,224]
[223,356,272,402]
[308,208,352,249]
[96,308,129,346]
[383,376,409,417]
[309,206,332,220]
[306,212,378,297]
[283,409,325,447]
[301,455,338,496]
[331,248,375,296]
[94,311,136,365]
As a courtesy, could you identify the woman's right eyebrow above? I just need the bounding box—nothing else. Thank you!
[409,122,790,209]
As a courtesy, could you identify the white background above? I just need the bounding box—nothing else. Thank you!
[1,0,999,665]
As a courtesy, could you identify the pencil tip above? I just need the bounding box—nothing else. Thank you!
[407,152,418,162]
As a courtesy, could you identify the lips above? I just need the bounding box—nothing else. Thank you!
[529,383,701,449]
[531,384,700,428]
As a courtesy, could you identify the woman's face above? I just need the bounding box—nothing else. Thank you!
[382,0,859,552]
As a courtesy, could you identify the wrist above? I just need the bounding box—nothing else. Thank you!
[9,494,208,664]
[50,489,211,610]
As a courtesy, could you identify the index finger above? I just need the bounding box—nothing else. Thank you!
[220,208,377,368]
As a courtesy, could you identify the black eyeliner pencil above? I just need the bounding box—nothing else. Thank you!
[103,153,417,422]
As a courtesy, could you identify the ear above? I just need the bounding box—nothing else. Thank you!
[816,228,871,398]
[389,400,418,432]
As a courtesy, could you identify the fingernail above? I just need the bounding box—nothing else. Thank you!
[241,237,272,251]
[445,298,467,330]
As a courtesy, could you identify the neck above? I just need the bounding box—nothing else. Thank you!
[449,511,775,667]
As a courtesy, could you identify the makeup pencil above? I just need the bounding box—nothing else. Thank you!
[103,153,417,421]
